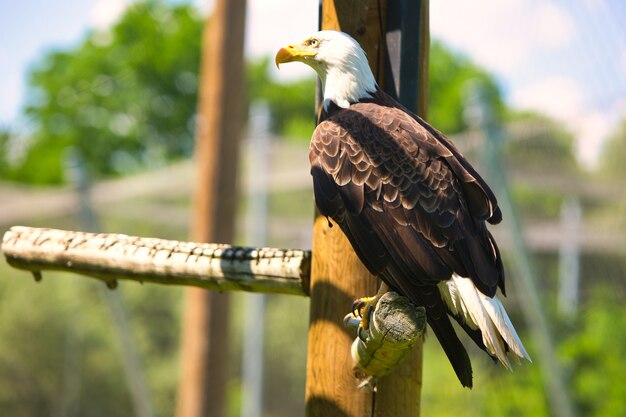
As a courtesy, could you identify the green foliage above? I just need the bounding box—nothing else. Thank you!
[503,111,579,174]
[0,127,11,177]
[429,40,504,134]
[560,287,626,417]
[247,57,317,140]
[480,363,550,417]
[0,267,131,416]
[9,12,509,185]
[424,286,626,417]
[421,329,550,417]
[13,1,202,184]
[248,40,507,140]
[498,111,580,221]
[510,184,564,220]
[483,287,626,417]
[0,262,182,417]
[598,117,626,179]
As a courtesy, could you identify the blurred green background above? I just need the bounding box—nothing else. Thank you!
[1,1,625,417]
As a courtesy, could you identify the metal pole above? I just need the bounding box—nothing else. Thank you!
[241,102,271,417]
[64,149,155,417]
[465,83,577,417]
[558,197,581,319]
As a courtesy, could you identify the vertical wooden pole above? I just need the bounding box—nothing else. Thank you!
[306,1,430,416]
[306,3,383,413]
[306,1,429,417]
[305,4,380,415]
[375,2,429,416]
[176,1,246,417]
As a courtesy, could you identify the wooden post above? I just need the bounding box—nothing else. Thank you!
[375,2,429,416]
[176,1,246,417]
[306,1,429,417]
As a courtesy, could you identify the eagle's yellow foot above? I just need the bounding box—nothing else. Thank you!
[351,282,390,340]
[352,296,379,341]
[352,296,379,319]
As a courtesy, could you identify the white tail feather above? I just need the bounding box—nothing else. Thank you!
[438,274,531,368]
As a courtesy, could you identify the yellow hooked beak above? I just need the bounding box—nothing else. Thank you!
[275,44,317,68]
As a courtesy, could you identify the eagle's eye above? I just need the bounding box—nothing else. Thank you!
[308,38,319,47]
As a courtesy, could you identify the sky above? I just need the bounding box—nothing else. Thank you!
[1,0,625,168]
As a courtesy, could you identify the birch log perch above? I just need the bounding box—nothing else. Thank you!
[2,226,430,379]
[2,226,310,296]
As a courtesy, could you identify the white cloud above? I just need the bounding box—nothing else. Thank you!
[0,70,23,123]
[575,110,613,168]
[535,3,575,47]
[430,2,622,169]
[90,0,128,30]
[192,0,215,15]
[246,0,318,81]
[190,0,316,81]
[430,1,575,74]
[511,76,626,169]
[574,98,626,169]
[246,0,317,57]
[584,0,608,12]
[512,76,585,121]
[0,47,7,68]
[430,0,530,73]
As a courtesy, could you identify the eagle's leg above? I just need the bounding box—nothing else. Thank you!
[352,282,390,339]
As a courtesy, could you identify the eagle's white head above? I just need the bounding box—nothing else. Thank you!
[275,30,377,110]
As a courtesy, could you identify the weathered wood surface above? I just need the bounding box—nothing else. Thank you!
[176,0,246,414]
[345,292,426,380]
[374,3,429,415]
[306,2,386,416]
[307,2,428,417]
[2,226,310,296]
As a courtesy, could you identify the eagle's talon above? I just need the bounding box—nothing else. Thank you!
[357,324,368,342]
[352,299,366,317]
[356,302,375,342]
[352,296,376,318]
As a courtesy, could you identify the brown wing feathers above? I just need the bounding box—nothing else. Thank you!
[310,99,505,387]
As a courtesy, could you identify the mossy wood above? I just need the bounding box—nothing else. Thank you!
[347,292,427,379]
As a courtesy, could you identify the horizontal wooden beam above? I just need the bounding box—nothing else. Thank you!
[2,226,310,296]
[2,226,431,385]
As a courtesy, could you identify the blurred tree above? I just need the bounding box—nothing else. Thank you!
[560,287,626,417]
[429,40,504,134]
[503,111,579,174]
[0,259,182,417]
[0,269,134,417]
[247,57,317,140]
[0,127,10,176]
[9,15,508,185]
[598,117,626,179]
[502,111,580,220]
[12,1,203,184]
[423,286,626,417]
[247,40,508,142]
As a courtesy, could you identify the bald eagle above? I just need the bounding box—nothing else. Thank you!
[276,30,530,387]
